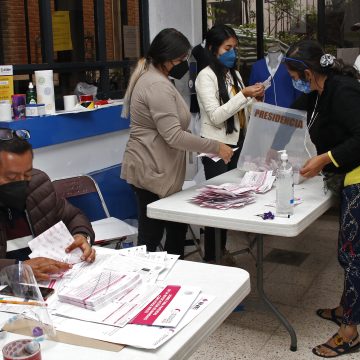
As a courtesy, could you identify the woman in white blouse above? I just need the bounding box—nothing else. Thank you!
[195,24,264,263]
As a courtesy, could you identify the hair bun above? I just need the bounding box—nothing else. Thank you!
[320,54,335,67]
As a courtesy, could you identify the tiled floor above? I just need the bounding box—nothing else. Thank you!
[187,209,360,359]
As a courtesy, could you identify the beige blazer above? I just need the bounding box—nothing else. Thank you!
[121,64,219,198]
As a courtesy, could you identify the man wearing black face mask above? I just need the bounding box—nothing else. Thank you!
[0,129,95,280]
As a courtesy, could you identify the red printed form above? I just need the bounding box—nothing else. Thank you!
[131,285,200,328]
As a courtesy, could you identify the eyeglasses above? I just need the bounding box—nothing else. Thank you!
[0,128,30,141]
[282,56,308,68]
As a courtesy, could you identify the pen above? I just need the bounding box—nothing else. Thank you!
[0,299,47,306]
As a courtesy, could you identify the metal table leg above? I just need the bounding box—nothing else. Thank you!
[256,234,297,351]
[215,228,222,264]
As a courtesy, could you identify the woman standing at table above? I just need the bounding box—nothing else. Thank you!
[121,28,233,259]
[284,40,360,358]
[195,24,264,264]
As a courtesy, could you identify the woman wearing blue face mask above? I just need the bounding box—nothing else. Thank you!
[285,40,360,358]
[195,24,264,264]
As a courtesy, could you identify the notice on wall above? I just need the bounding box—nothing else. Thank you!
[52,11,73,52]
[123,25,140,59]
[0,65,14,102]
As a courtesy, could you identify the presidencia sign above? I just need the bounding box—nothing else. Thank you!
[52,11,73,52]
[237,102,308,172]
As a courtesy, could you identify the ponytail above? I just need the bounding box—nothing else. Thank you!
[121,58,148,118]
[330,58,360,79]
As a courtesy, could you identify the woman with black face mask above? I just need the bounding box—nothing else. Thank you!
[121,28,234,258]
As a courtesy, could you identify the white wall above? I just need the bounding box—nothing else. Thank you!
[33,130,129,179]
[148,0,203,46]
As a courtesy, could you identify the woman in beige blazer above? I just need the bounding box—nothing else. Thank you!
[121,28,233,258]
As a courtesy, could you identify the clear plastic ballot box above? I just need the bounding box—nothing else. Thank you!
[237,102,317,184]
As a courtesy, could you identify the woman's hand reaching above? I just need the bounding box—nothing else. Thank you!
[218,143,234,164]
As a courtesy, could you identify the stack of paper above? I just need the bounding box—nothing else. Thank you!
[191,185,255,209]
[190,171,275,209]
[239,170,275,193]
[131,285,201,328]
[57,270,140,310]
[28,221,83,264]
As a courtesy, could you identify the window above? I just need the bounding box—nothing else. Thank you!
[0,0,143,107]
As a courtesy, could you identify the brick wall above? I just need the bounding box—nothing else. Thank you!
[0,0,140,65]
[0,1,28,64]
[128,0,139,26]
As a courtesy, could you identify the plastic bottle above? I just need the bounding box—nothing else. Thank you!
[26,82,37,104]
[276,150,294,217]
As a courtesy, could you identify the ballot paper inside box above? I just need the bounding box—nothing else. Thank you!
[238,102,317,184]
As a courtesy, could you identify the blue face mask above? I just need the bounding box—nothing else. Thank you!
[218,48,236,68]
[292,78,311,94]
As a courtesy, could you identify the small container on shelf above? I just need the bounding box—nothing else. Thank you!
[79,95,94,109]
[11,94,26,120]
[26,82,37,104]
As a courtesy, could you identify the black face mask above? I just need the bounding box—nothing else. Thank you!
[169,60,189,80]
[0,180,29,212]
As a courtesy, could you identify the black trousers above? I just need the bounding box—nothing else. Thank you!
[202,136,243,261]
[132,186,187,259]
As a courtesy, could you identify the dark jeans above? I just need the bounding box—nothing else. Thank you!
[202,138,242,261]
[132,186,187,259]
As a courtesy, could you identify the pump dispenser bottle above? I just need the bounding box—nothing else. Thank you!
[276,150,294,217]
[26,82,37,104]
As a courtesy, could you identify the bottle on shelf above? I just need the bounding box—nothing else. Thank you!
[275,150,294,217]
[26,82,37,104]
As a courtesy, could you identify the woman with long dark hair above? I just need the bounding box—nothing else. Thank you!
[121,28,233,258]
[195,24,264,264]
[284,39,360,357]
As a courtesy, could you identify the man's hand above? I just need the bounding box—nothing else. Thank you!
[23,257,71,281]
[300,153,332,178]
[66,234,96,263]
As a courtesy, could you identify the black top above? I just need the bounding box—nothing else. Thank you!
[292,74,360,174]
[190,44,208,113]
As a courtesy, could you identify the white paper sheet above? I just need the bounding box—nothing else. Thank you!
[52,293,214,349]
[197,147,239,162]
[28,221,83,264]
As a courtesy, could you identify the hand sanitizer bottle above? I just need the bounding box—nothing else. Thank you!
[276,150,294,217]
[26,82,37,104]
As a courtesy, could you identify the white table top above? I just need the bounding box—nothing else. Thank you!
[0,260,250,360]
[148,169,334,237]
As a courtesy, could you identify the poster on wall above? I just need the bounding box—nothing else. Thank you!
[52,11,73,52]
[0,65,14,102]
[123,25,140,59]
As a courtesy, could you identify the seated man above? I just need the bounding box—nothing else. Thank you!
[0,128,95,280]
